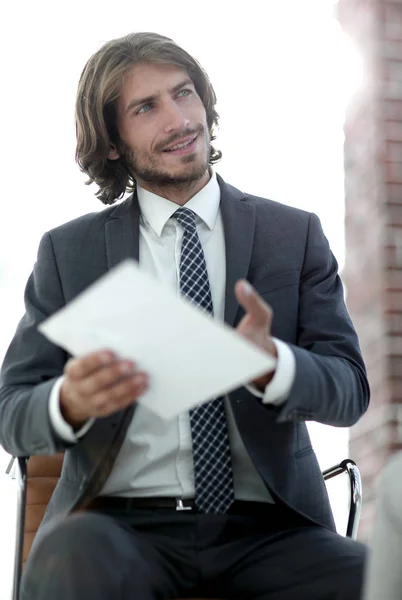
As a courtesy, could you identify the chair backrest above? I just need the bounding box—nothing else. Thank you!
[22,453,64,568]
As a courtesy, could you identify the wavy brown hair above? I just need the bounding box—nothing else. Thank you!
[75,32,222,205]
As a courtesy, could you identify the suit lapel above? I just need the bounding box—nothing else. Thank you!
[104,192,141,270]
[79,193,141,506]
[218,175,256,327]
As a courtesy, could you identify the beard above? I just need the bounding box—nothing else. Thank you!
[119,123,210,189]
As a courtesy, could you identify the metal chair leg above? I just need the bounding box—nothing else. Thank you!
[12,457,28,600]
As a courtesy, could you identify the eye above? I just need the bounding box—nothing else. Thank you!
[137,103,153,115]
[177,88,192,98]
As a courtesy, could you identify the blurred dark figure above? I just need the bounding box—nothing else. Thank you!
[363,452,402,600]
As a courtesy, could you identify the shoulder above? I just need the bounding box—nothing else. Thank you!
[219,175,314,229]
[246,191,311,221]
[45,196,134,242]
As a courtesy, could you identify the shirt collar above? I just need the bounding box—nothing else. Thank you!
[137,170,221,237]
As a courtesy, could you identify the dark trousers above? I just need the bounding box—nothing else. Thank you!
[21,502,367,600]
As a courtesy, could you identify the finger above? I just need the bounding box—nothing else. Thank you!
[93,372,149,416]
[64,350,116,381]
[235,280,273,326]
[77,360,136,397]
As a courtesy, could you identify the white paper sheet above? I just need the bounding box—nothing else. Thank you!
[39,260,276,420]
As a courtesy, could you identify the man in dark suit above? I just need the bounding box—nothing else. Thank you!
[0,32,369,599]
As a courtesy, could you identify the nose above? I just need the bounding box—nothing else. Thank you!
[162,99,189,134]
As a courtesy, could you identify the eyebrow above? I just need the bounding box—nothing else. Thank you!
[125,78,194,114]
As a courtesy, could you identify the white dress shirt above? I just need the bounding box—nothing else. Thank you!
[49,171,296,502]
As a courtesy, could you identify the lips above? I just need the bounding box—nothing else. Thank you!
[163,135,198,152]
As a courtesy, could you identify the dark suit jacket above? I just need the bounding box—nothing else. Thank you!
[0,175,370,538]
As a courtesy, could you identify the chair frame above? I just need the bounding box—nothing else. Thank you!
[7,456,362,600]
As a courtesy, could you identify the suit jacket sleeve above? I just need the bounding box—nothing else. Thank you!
[0,231,74,457]
[274,212,370,426]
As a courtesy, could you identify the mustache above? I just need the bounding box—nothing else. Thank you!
[156,124,205,152]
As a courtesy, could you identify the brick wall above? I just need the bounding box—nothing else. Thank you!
[338,0,402,541]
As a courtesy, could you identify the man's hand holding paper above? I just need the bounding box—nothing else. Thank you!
[40,260,276,422]
[59,351,149,430]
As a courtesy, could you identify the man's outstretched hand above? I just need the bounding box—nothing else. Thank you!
[235,280,278,391]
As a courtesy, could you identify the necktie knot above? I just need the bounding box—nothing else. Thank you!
[173,207,197,233]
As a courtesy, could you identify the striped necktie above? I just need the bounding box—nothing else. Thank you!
[174,207,234,514]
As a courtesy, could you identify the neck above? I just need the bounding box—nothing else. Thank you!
[137,170,211,205]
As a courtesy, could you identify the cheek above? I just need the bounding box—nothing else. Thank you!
[188,97,207,123]
[121,122,156,153]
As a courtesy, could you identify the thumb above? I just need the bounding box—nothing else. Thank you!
[235,280,273,327]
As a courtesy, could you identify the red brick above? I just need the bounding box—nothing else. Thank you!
[389,354,402,376]
[385,5,402,40]
[383,41,402,61]
[387,141,402,162]
[385,310,402,333]
[383,100,402,120]
[339,0,402,540]
[385,203,402,224]
[385,183,402,202]
[386,269,402,289]
[386,80,402,100]
[389,380,402,400]
[386,121,402,141]
[387,60,402,82]
[385,244,401,269]
[386,161,402,182]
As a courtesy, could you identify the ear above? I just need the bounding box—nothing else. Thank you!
[108,144,120,160]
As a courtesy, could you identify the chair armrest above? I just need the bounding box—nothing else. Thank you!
[322,458,362,539]
[6,456,16,475]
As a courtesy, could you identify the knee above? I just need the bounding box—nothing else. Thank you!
[35,512,118,554]
[22,512,133,596]
[25,511,123,577]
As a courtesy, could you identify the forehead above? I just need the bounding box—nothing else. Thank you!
[118,62,191,108]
